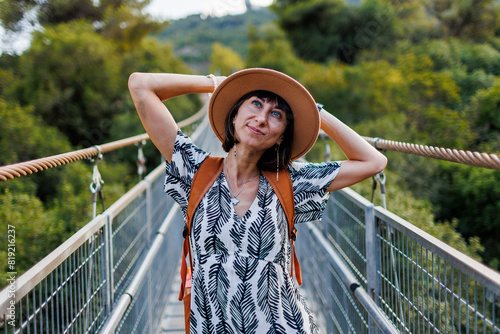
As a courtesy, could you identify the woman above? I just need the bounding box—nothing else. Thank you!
[129,68,387,333]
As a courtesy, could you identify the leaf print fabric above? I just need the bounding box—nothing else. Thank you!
[165,130,341,334]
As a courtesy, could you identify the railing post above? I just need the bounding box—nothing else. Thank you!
[366,203,381,333]
[103,213,113,317]
[107,213,115,307]
[146,178,153,246]
[147,179,154,334]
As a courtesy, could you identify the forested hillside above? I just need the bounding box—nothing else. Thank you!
[0,0,499,286]
[154,8,277,73]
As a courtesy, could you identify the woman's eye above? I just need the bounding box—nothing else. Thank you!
[252,100,262,108]
[271,110,282,118]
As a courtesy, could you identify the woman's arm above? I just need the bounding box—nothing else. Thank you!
[320,108,387,192]
[128,73,217,161]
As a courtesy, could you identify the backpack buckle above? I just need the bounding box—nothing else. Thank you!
[291,227,297,241]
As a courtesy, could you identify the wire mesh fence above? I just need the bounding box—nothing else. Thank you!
[297,222,372,333]
[376,209,500,334]
[306,188,500,334]
[0,216,109,334]
[110,189,149,303]
[0,162,176,334]
[114,208,183,334]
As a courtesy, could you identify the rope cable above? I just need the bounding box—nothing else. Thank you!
[1,109,498,181]
[363,136,500,170]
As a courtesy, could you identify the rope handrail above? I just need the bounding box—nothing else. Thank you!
[2,106,499,181]
[363,136,500,171]
[0,104,208,182]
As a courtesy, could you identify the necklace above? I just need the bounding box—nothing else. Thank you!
[224,159,259,205]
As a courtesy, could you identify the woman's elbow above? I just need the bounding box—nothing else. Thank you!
[372,153,388,174]
[128,72,143,92]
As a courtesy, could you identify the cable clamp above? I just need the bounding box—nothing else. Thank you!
[135,140,147,179]
[89,146,104,194]
[376,171,386,187]
[371,137,382,149]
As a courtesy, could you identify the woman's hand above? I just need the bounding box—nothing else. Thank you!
[128,73,218,161]
[318,107,387,192]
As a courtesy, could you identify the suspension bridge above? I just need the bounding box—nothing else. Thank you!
[0,102,499,334]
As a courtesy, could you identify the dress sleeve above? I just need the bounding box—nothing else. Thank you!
[164,129,209,214]
[289,160,342,224]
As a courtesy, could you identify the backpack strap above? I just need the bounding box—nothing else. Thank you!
[186,157,224,231]
[262,169,302,286]
[179,156,224,301]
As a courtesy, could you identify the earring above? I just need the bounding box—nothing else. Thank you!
[233,122,237,158]
[276,143,280,181]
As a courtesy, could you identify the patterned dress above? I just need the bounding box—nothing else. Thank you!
[165,130,341,334]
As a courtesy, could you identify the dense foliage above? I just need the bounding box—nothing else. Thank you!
[268,0,500,268]
[0,0,499,287]
[0,0,199,284]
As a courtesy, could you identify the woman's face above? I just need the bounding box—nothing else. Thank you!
[233,95,287,153]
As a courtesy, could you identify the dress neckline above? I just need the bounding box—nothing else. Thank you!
[223,172,262,220]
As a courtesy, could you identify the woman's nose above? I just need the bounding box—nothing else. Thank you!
[254,110,268,125]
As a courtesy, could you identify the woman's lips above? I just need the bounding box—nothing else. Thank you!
[248,125,264,135]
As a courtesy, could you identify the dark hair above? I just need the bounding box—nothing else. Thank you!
[222,90,294,171]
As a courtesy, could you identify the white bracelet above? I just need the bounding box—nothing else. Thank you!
[207,74,218,96]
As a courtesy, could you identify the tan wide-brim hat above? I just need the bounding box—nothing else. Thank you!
[208,68,320,161]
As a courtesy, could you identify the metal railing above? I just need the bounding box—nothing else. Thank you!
[298,187,500,333]
[375,208,500,334]
[1,215,109,333]
[0,159,179,333]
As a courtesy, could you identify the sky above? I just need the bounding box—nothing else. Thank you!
[146,0,273,19]
[0,0,273,54]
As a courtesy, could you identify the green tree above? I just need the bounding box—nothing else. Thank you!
[0,99,70,165]
[0,53,18,99]
[300,59,408,124]
[433,163,500,269]
[424,0,500,41]
[273,0,399,64]
[0,0,160,30]
[380,0,432,42]
[0,190,64,285]
[0,0,99,30]
[411,39,500,76]
[0,0,165,54]
[246,24,305,78]
[98,5,166,51]
[13,21,123,146]
[466,79,500,152]
[209,42,245,76]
